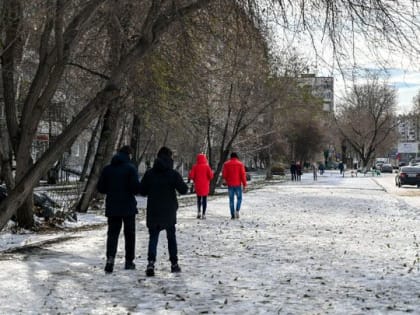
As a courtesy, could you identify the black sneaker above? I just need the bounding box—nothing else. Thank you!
[104,257,114,273]
[146,262,155,277]
[171,263,181,273]
[125,261,136,270]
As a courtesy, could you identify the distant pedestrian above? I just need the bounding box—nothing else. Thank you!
[222,152,247,219]
[290,161,297,181]
[312,162,318,181]
[319,164,325,175]
[188,153,214,219]
[138,146,188,277]
[97,145,141,273]
[296,162,302,181]
[338,161,344,175]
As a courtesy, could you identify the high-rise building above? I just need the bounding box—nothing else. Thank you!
[397,115,418,142]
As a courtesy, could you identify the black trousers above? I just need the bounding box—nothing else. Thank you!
[106,215,136,261]
[196,195,208,214]
[147,225,177,264]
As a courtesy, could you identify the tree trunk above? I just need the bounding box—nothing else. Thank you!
[14,152,35,229]
[75,102,122,213]
[80,116,103,182]
[130,114,142,168]
[265,149,273,180]
[117,114,128,149]
[0,126,15,190]
[210,149,229,194]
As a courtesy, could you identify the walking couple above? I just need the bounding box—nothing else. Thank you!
[189,152,247,220]
[97,147,247,276]
[97,146,188,277]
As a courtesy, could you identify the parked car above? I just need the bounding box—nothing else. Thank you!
[380,163,393,173]
[395,166,420,187]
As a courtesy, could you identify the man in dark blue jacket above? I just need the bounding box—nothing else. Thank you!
[138,146,188,276]
[97,145,141,273]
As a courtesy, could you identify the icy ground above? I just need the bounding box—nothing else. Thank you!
[0,171,419,314]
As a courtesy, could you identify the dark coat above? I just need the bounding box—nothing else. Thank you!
[138,156,188,229]
[97,152,141,217]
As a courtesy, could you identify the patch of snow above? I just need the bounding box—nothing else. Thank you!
[0,171,418,314]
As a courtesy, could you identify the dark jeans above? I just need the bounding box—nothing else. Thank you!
[106,215,135,262]
[147,225,177,264]
[196,196,207,214]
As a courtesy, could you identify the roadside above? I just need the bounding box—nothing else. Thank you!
[372,172,420,209]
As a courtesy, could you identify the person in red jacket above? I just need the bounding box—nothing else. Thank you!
[222,152,247,219]
[189,153,214,219]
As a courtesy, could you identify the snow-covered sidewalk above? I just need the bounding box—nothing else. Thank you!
[0,172,419,314]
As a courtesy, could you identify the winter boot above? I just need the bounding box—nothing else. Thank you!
[104,257,114,273]
[171,263,181,273]
[235,211,240,219]
[125,260,136,270]
[146,261,155,277]
[197,210,201,219]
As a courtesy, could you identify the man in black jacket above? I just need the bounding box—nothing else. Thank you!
[97,145,141,273]
[138,146,188,276]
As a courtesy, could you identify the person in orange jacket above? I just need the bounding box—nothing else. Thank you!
[222,152,247,219]
[188,153,214,219]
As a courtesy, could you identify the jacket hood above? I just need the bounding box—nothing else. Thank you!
[111,152,130,165]
[153,156,174,172]
[196,153,208,164]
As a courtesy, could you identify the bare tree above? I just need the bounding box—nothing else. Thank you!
[335,75,399,168]
[412,90,420,114]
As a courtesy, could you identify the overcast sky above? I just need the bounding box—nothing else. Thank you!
[330,68,420,114]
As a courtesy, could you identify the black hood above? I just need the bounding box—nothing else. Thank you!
[111,152,130,165]
[153,156,173,172]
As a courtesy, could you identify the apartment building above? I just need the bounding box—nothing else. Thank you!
[299,73,334,112]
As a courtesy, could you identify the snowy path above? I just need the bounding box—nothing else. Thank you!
[0,172,419,314]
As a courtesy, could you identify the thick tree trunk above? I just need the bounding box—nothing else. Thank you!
[0,153,14,190]
[79,117,102,182]
[0,126,14,190]
[75,103,122,213]
[15,155,35,228]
